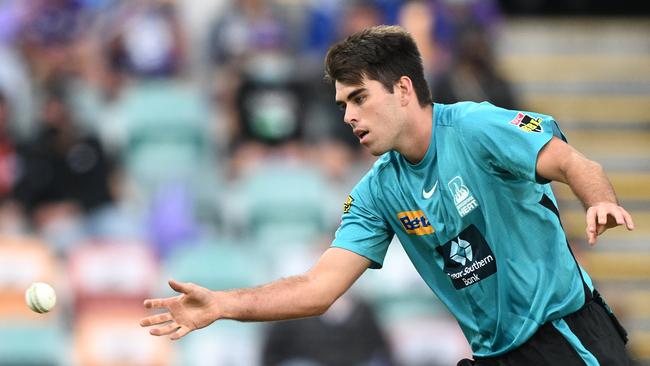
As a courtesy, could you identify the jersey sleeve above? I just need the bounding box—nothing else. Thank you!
[331,173,393,269]
[457,102,566,183]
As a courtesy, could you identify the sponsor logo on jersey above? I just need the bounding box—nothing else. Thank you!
[448,176,478,217]
[397,210,435,235]
[422,180,438,199]
[343,195,354,214]
[450,237,473,265]
[509,112,543,133]
[436,225,497,289]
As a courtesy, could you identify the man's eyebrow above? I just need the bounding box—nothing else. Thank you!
[336,87,367,107]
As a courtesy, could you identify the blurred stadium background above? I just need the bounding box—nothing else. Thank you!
[0,0,647,365]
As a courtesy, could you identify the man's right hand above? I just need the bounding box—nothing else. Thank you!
[140,248,371,340]
[140,279,220,340]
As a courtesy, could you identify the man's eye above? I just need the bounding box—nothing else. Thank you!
[354,96,365,104]
[338,104,346,112]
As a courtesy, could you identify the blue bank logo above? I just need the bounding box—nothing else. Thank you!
[450,238,473,265]
[435,225,497,289]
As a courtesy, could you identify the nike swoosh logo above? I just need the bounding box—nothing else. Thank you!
[423,180,438,199]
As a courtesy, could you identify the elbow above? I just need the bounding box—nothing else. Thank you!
[590,160,604,173]
[312,303,330,317]
[302,285,339,317]
[309,294,337,316]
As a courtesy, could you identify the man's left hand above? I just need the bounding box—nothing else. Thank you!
[585,202,634,245]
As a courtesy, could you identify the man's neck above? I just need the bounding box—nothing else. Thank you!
[398,104,433,164]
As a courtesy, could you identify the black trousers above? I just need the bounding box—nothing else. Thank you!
[458,292,630,366]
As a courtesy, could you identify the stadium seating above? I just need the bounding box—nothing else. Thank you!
[73,307,173,366]
[67,239,159,314]
[162,237,267,366]
[223,161,334,242]
[116,80,221,222]
[497,18,650,362]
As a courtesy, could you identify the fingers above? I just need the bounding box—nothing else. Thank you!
[143,320,192,340]
[169,279,193,294]
[586,226,597,245]
[585,207,598,245]
[143,298,163,309]
[621,207,635,230]
[141,280,197,341]
[170,325,192,341]
[143,280,194,309]
[597,208,608,226]
[585,203,635,245]
[611,210,625,226]
[140,312,173,327]
[143,296,179,309]
[148,321,181,337]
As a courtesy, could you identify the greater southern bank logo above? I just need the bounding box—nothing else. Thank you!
[450,238,472,265]
[397,210,434,235]
[448,176,478,217]
[436,225,497,289]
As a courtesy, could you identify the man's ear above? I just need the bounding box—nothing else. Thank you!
[396,76,414,106]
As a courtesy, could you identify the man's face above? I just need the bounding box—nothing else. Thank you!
[334,77,404,156]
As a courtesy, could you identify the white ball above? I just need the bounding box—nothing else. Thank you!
[25,282,57,313]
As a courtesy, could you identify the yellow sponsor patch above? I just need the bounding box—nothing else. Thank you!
[343,195,354,214]
[397,210,434,235]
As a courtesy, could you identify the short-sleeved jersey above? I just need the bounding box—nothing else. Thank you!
[332,101,594,357]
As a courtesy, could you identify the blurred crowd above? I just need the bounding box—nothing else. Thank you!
[0,0,517,255]
[0,0,518,365]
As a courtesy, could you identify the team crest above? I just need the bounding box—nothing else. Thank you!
[448,176,478,217]
[343,195,354,214]
[510,112,543,133]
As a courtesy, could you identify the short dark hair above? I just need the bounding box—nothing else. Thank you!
[324,25,432,107]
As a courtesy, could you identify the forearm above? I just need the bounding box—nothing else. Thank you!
[211,248,369,322]
[537,138,634,245]
[214,273,334,322]
[561,153,618,208]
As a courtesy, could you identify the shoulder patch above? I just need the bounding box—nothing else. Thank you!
[509,112,543,133]
[343,195,354,214]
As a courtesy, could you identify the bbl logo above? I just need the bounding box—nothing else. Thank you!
[510,112,543,133]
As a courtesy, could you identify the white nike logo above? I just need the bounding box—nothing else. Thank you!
[423,180,438,199]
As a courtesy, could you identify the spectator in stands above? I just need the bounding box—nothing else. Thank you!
[0,90,26,234]
[0,91,17,201]
[262,294,395,366]
[431,24,518,109]
[12,83,114,231]
[16,0,88,86]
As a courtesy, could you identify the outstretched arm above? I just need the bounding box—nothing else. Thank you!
[140,247,371,340]
[536,136,634,245]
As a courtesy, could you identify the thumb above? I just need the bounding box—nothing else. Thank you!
[169,279,192,294]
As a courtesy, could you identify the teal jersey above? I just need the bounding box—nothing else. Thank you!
[332,101,594,357]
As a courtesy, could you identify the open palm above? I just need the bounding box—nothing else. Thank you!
[140,279,219,340]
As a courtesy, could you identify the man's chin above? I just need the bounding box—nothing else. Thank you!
[366,145,389,156]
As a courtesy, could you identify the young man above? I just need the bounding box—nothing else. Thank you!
[141,25,635,365]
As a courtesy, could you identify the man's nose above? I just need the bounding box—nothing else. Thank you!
[344,107,356,126]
